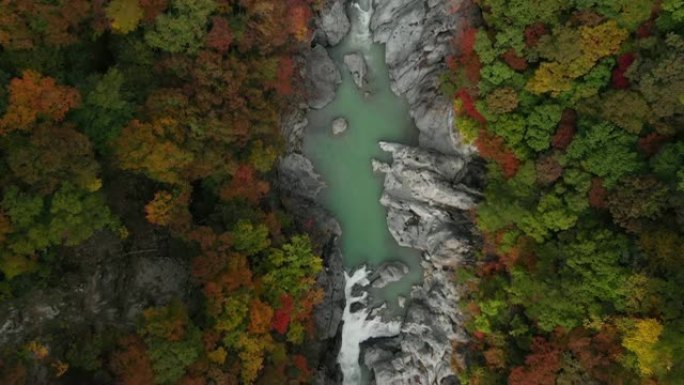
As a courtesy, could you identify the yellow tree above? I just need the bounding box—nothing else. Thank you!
[115,118,193,184]
[621,318,670,377]
[107,0,144,34]
[527,21,628,95]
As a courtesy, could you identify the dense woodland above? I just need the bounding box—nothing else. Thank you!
[0,1,323,384]
[445,0,684,384]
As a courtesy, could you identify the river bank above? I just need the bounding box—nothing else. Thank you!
[278,0,482,383]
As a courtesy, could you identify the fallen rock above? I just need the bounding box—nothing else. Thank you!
[305,45,342,109]
[332,117,349,135]
[343,52,368,89]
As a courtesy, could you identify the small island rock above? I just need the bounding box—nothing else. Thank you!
[331,117,348,135]
[343,52,368,89]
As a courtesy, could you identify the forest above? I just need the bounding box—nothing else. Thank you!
[0,0,324,384]
[444,0,684,384]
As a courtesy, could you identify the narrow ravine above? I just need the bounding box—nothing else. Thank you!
[302,2,423,383]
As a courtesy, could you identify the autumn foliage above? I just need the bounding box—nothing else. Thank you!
[475,131,520,178]
[0,0,321,384]
[551,109,576,150]
[612,53,636,89]
[110,336,155,385]
[272,294,294,334]
[449,1,684,384]
[508,337,561,385]
[0,71,80,134]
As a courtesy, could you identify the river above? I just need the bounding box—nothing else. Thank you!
[302,1,423,383]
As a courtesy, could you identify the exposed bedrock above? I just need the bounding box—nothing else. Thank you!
[371,0,478,156]
[375,141,482,267]
[361,266,467,385]
[306,44,343,110]
[361,0,483,383]
[368,140,482,383]
[369,262,409,288]
[317,0,352,46]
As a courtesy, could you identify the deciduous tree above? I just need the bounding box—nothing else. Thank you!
[107,0,144,34]
[0,70,80,134]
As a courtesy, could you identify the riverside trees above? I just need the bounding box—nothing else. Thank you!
[446,0,684,384]
[0,0,322,384]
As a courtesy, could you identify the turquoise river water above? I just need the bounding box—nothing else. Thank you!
[303,4,422,310]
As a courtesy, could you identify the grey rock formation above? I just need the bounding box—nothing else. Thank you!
[332,117,349,135]
[365,138,479,383]
[375,141,481,266]
[355,1,483,383]
[306,45,342,109]
[343,52,368,89]
[362,265,467,385]
[285,1,483,384]
[282,109,308,153]
[279,153,326,201]
[371,0,479,156]
[369,262,409,288]
[319,0,352,46]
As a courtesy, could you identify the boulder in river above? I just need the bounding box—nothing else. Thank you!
[343,52,368,89]
[305,45,342,110]
[331,117,348,135]
[370,262,408,288]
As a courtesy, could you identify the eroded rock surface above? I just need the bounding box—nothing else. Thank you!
[375,142,481,267]
[371,0,479,156]
[318,0,352,46]
[306,45,342,109]
[361,266,466,385]
[359,0,483,383]
[285,1,483,384]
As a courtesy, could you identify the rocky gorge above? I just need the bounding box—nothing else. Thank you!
[278,0,483,384]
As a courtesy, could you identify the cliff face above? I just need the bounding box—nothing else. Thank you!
[279,1,482,384]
